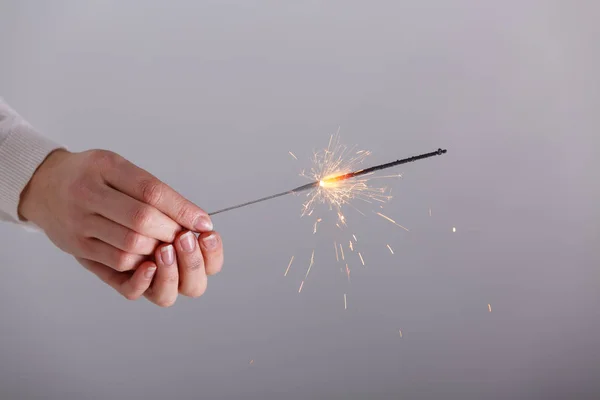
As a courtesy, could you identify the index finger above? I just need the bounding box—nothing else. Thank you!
[103,158,213,232]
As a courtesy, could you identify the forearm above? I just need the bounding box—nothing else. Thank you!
[0,97,63,226]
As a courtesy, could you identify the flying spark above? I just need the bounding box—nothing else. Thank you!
[305,250,315,279]
[313,218,322,234]
[358,252,365,266]
[488,303,492,312]
[376,212,410,232]
[289,151,298,160]
[345,263,350,281]
[344,293,347,310]
[387,244,394,254]
[284,256,294,277]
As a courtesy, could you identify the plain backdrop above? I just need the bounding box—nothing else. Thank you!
[1,1,599,399]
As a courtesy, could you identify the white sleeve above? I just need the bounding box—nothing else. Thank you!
[0,97,63,226]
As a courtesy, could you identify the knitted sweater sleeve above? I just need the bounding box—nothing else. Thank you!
[0,98,63,226]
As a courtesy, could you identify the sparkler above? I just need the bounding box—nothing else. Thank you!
[208,147,447,216]
[209,130,447,314]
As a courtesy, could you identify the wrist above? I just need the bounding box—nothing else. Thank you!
[18,148,70,224]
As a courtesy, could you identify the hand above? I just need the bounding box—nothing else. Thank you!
[77,229,223,306]
[18,149,223,303]
[146,230,223,306]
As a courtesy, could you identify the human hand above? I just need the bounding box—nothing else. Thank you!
[76,229,223,306]
[18,149,222,302]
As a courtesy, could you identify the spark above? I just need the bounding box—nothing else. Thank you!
[376,212,409,232]
[259,132,446,304]
[429,208,432,217]
[300,133,397,224]
[399,330,403,338]
[453,227,456,233]
[284,256,294,276]
[249,359,254,365]
[209,146,446,216]
[313,218,322,234]
[369,173,403,180]
[305,250,315,279]
[344,293,347,310]
[334,241,339,262]
[488,303,492,312]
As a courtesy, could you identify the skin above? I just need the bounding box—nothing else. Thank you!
[18,148,224,307]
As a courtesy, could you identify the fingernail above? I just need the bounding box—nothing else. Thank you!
[160,245,175,266]
[194,215,213,232]
[145,266,157,278]
[202,233,218,250]
[180,231,196,253]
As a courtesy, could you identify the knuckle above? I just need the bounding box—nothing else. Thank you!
[76,236,93,256]
[139,178,164,206]
[187,257,204,272]
[165,272,179,284]
[67,178,93,202]
[130,205,153,231]
[67,178,105,209]
[174,201,194,225]
[89,149,120,170]
[114,251,134,272]
[123,230,143,253]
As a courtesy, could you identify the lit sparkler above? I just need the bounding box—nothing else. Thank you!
[208,141,447,216]
[209,130,447,306]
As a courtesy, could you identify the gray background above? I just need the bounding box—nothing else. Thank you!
[1,1,599,399]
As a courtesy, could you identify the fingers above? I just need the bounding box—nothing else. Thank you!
[198,231,224,276]
[91,187,182,243]
[174,231,207,297]
[83,214,158,255]
[102,158,213,233]
[145,244,179,307]
[77,257,156,300]
[82,238,146,272]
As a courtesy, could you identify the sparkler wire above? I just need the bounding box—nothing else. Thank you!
[208,148,447,216]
